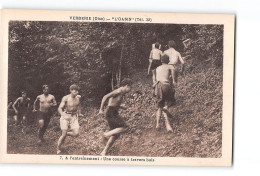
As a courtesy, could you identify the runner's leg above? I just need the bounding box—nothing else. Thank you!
[38,119,45,141]
[104,127,126,138]
[152,69,156,85]
[147,59,152,76]
[66,116,79,137]
[57,129,67,154]
[16,113,22,126]
[67,128,79,137]
[163,106,173,132]
[156,108,162,129]
[101,136,116,156]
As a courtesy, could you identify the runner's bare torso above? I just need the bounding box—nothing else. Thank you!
[63,95,81,113]
[37,94,56,112]
[107,87,126,107]
[163,48,184,65]
[14,97,30,111]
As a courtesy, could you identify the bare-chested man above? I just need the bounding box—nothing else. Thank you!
[163,40,185,83]
[57,84,82,154]
[153,55,176,132]
[148,42,163,84]
[98,78,132,156]
[33,85,57,143]
[12,91,31,127]
[147,42,162,77]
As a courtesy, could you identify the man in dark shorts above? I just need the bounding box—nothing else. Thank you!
[12,91,31,128]
[153,55,176,132]
[148,42,163,84]
[98,78,132,156]
[33,85,57,143]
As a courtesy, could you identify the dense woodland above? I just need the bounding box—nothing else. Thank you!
[8,21,223,157]
[8,21,223,105]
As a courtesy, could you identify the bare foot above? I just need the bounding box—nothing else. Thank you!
[100,151,106,156]
[166,123,173,132]
[166,127,173,132]
[57,150,62,155]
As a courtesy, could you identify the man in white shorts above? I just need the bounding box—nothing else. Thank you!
[57,84,82,154]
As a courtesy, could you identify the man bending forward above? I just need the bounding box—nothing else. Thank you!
[154,55,176,132]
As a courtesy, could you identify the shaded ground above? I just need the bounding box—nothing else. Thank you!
[7,68,222,158]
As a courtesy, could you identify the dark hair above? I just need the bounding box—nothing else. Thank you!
[70,84,79,91]
[42,85,49,90]
[155,42,160,49]
[120,78,132,87]
[161,54,169,64]
[168,40,176,48]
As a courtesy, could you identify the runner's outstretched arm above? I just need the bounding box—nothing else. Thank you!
[51,96,57,107]
[179,53,185,73]
[33,96,39,111]
[58,97,66,115]
[147,50,153,75]
[77,96,83,116]
[12,97,20,114]
[152,69,158,88]
[171,67,177,86]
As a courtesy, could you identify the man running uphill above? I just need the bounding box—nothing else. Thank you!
[98,78,132,156]
[153,55,176,132]
[12,91,31,129]
[163,40,184,83]
[148,42,163,84]
[57,84,82,154]
[33,85,57,143]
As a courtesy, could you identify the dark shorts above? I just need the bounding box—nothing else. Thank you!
[8,109,15,117]
[17,111,27,119]
[151,60,161,70]
[37,111,52,122]
[156,83,175,108]
[104,106,127,130]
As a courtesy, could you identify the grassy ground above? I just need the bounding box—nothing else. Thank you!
[7,67,222,158]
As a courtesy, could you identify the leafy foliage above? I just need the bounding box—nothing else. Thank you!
[8,21,223,105]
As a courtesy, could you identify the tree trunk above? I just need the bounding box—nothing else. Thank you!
[117,44,124,87]
[111,72,114,90]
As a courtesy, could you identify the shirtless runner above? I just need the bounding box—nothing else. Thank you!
[12,91,31,129]
[57,84,82,154]
[148,42,163,84]
[33,85,57,143]
[163,40,184,83]
[98,78,132,156]
[153,55,176,132]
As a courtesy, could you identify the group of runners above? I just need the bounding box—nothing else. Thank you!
[9,40,184,156]
[148,40,184,132]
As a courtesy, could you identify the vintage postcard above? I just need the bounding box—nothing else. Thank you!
[0,9,234,166]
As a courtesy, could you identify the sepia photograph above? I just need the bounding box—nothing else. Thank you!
[0,9,234,166]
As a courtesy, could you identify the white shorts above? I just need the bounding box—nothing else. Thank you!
[60,113,79,130]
